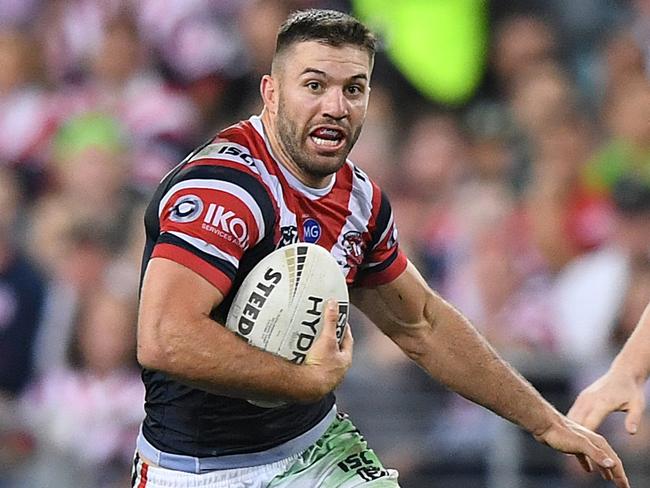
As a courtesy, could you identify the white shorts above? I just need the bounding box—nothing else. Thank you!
[132,452,302,488]
[132,413,399,488]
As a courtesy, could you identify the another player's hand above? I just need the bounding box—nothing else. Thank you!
[568,368,646,435]
[303,299,353,401]
[533,414,630,488]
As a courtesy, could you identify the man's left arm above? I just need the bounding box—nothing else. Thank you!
[351,260,629,488]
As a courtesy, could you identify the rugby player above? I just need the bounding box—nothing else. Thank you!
[134,9,630,488]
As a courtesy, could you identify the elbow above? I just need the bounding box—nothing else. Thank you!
[137,320,177,372]
[137,340,167,371]
[386,325,431,362]
[389,298,439,361]
[137,342,156,370]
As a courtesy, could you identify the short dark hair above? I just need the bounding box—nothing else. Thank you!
[274,9,376,63]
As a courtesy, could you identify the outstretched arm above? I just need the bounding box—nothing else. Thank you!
[569,302,650,434]
[137,257,352,404]
[351,260,629,488]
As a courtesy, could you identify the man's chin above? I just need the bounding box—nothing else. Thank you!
[312,154,347,174]
[289,144,350,179]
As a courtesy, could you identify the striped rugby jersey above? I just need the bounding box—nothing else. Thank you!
[139,115,407,458]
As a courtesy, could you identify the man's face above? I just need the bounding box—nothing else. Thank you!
[272,41,371,179]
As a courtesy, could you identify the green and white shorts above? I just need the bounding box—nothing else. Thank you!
[132,413,399,488]
[268,412,399,487]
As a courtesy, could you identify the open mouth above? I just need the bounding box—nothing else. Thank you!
[309,127,346,149]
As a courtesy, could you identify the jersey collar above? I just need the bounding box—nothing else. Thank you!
[249,114,337,200]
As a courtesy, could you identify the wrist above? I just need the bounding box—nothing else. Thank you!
[530,412,563,438]
[529,407,565,438]
[288,363,329,403]
[530,411,569,446]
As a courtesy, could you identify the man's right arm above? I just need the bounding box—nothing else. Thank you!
[137,257,352,404]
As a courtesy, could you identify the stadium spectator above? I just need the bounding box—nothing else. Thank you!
[0,167,48,485]
[17,284,144,488]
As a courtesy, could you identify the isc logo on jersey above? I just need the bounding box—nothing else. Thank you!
[169,194,248,246]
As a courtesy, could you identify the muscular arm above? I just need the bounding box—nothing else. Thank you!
[569,302,650,434]
[137,257,350,404]
[352,260,558,434]
[352,260,629,487]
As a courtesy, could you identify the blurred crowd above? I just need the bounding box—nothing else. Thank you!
[0,0,648,487]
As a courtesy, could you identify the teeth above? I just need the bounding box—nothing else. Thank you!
[312,136,340,146]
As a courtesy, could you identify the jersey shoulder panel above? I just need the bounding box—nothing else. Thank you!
[150,140,278,295]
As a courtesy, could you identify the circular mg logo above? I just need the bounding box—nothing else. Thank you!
[170,194,204,223]
[302,218,321,243]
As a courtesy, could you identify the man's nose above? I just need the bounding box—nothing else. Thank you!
[322,89,349,120]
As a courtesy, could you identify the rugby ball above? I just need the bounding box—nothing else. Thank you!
[225,242,349,407]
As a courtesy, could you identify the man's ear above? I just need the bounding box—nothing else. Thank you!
[260,75,278,115]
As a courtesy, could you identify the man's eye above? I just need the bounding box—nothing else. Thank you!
[347,85,362,95]
[307,82,321,91]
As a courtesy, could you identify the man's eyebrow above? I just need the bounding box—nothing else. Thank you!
[300,68,327,77]
[350,73,368,81]
[300,68,368,81]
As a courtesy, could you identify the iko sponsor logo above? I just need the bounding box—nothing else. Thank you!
[302,218,321,243]
[201,204,248,246]
[169,194,204,223]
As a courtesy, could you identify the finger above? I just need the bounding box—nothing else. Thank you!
[574,453,592,473]
[319,299,339,340]
[625,400,644,435]
[583,438,630,488]
[580,436,615,471]
[307,300,341,362]
[595,458,627,487]
[595,464,613,481]
[611,463,631,488]
[603,452,630,488]
[600,467,613,481]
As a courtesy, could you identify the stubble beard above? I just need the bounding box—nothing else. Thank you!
[276,100,362,180]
